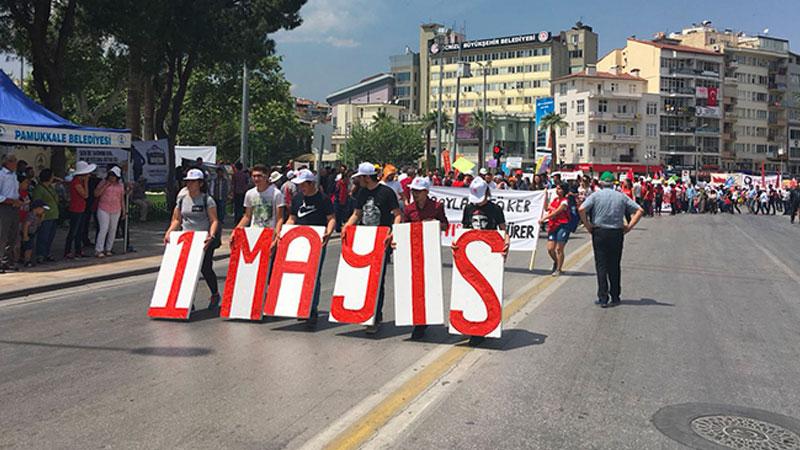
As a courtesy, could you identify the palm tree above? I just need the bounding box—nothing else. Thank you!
[372,111,393,123]
[538,112,568,168]
[468,110,495,168]
[421,111,452,166]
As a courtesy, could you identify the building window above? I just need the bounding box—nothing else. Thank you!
[598,100,608,113]
[559,83,567,95]
[647,123,657,137]
[559,102,567,115]
[617,103,627,114]
[629,84,637,93]
[610,82,618,92]
[577,144,584,157]
[577,100,585,114]
[576,121,585,136]
[560,126,567,137]
[646,102,657,115]
[597,123,607,133]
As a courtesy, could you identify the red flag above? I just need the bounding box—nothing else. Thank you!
[626,168,635,183]
[707,87,718,107]
[761,162,765,188]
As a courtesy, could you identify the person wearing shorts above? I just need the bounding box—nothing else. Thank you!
[540,182,571,276]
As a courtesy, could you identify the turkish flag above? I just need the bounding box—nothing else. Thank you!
[707,87,718,107]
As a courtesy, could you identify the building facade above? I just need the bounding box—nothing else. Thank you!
[420,23,598,164]
[599,38,724,174]
[788,52,800,174]
[389,50,420,120]
[553,67,660,172]
[669,25,796,174]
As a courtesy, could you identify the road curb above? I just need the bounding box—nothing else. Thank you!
[0,252,231,301]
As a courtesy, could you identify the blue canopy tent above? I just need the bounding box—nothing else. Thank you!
[0,70,131,149]
[0,70,134,252]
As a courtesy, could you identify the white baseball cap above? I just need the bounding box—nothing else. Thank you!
[184,168,205,180]
[409,176,431,191]
[468,177,489,204]
[291,168,316,184]
[109,166,122,178]
[351,162,377,178]
[479,168,489,176]
[269,171,283,183]
[286,170,296,180]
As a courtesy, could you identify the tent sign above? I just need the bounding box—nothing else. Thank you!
[0,123,131,148]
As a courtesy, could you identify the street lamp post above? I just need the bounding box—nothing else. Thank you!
[473,61,491,170]
[452,43,468,161]
[433,27,450,169]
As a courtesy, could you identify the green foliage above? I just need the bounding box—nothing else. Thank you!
[179,56,309,166]
[341,118,424,167]
[538,112,568,130]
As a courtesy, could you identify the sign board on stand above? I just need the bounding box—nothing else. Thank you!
[148,231,208,320]
[220,227,273,321]
[264,225,326,318]
[393,222,444,327]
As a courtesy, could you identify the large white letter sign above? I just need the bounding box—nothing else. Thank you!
[330,225,390,325]
[393,221,444,326]
[264,225,325,318]
[220,227,273,321]
[449,229,505,338]
[148,231,208,319]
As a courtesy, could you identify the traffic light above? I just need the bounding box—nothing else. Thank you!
[492,145,503,159]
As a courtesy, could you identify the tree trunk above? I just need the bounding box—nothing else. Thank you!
[126,46,143,140]
[425,128,431,171]
[142,77,155,140]
[550,128,557,169]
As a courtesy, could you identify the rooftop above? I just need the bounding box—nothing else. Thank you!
[628,38,721,56]
[554,69,645,82]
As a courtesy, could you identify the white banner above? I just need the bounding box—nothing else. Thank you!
[76,148,129,178]
[148,231,208,320]
[0,123,130,148]
[429,187,546,252]
[393,222,445,327]
[132,139,169,188]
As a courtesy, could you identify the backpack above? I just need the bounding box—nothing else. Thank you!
[566,195,580,232]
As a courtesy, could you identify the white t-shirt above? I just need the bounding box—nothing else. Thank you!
[243,185,285,228]
[380,180,403,204]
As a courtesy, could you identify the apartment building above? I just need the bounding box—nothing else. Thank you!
[670,24,795,174]
[789,52,800,174]
[420,22,598,163]
[552,67,660,172]
[599,38,724,174]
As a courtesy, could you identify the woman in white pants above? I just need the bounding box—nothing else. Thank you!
[94,166,126,258]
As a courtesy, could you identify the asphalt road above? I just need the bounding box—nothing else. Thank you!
[1,214,798,449]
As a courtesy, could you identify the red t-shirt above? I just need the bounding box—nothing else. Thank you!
[400,177,413,202]
[69,178,87,213]
[452,180,465,187]
[547,197,570,232]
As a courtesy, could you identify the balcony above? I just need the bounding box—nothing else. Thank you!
[661,87,695,96]
[662,145,696,154]
[723,76,738,85]
[588,90,641,99]
[696,127,721,135]
[721,150,736,159]
[588,133,642,143]
[769,83,788,91]
[723,96,737,105]
[662,107,694,117]
[661,127,695,135]
[588,111,640,121]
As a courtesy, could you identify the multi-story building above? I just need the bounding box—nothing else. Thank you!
[419,22,598,165]
[669,24,795,174]
[389,49,420,120]
[552,66,660,173]
[788,52,800,174]
[294,97,330,126]
[599,38,724,174]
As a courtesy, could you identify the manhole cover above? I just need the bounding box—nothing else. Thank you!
[653,403,800,450]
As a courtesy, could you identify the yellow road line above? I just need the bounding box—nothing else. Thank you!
[323,240,594,450]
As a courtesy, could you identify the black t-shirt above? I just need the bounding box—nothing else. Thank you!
[291,191,333,226]
[462,201,505,230]
[355,184,399,226]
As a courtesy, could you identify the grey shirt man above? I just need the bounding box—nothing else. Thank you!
[580,188,641,230]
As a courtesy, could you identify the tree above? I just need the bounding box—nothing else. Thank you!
[420,111,452,168]
[341,119,424,168]
[468,110,495,168]
[179,56,309,166]
[538,112,568,168]
[1,0,79,174]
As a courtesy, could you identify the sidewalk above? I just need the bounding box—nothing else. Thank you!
[0,220,231,300]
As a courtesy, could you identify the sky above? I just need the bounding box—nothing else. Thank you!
[273,0,800,103]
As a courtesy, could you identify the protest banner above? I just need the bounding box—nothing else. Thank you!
[449,229,504,338]
[329,226,390,325]
[264,225,326,318]
[76,148,129,178]
[429,187,546,252]
[220,227,273,321]
[742,173,781,189]
[148,231,208,320]
[393,221,444,327]
[131,139,169,188]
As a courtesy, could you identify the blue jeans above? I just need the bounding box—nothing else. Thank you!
[310,246,327,316]
[36,219,57,258]
[374,247,392,323]
[214,197,226,225]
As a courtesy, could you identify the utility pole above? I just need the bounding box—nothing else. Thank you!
[452,42,464,160]
[240,63,250,167]
[434,27,449,169]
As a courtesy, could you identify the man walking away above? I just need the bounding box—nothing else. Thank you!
[579,172,644,308]
[0,154,22,272]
